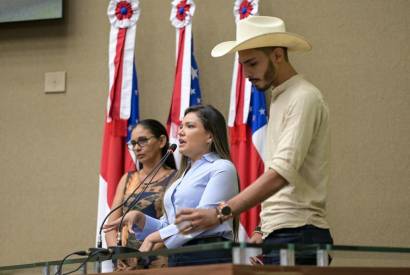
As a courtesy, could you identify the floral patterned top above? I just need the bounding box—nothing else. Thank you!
[122,169,176,248]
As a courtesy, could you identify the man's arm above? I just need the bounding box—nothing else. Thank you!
[175,169,287,233]
[228,169,287,215]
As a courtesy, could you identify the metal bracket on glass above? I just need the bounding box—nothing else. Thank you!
[80,262,87,274]
[42,263,58,275]
[42,263,50,275]
[316,249,329,266]
[280,245,295,266]
[93,260,102,273]
[233,246,263,265]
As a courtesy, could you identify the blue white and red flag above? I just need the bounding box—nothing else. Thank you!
[96,0,140,256]
[229,0,267,240]
[167,0,201,165]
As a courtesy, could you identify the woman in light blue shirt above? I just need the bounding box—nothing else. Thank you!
[104,105,239,266]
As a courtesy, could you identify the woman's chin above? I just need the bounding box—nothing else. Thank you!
[179,148,192,159]
[137,156,153,164]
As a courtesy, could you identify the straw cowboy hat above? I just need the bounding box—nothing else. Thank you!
[211,16,311,57]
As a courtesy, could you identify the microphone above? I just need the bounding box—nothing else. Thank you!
[94,144,177,252]
[113,143,177,253]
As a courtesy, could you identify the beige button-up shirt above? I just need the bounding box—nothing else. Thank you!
[261,74,330,238]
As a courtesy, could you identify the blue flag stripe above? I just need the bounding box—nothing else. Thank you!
[247,86,268,133]
[127,61,140,141]
[190,38,201,106]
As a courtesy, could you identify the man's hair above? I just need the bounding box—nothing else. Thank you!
[257,46,289,62]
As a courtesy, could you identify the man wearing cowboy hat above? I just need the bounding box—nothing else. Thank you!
[175,16,333,265]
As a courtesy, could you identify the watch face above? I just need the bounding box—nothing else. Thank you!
[221,205,232,216]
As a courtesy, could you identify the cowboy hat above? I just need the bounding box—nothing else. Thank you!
[211,16,311,57]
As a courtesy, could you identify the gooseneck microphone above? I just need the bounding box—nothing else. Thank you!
[115,143,177,249]
[95,144,177,250]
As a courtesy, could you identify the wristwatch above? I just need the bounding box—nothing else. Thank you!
[254,225,262,234]
[216,202,233,224]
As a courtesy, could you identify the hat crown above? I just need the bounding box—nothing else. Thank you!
[237,16,286,43]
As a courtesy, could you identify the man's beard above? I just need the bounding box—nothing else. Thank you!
[256,60,275,91]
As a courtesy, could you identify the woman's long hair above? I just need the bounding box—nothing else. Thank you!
[176,105,239,241]
[176,105,230,177]
[132,119,177,170]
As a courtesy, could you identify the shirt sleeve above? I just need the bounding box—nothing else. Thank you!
[197,160,238,208]
[133,213,169,240]
[268,92,325,186]
[159,160,238,248]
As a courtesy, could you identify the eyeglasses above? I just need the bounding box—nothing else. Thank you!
[128,136,155,150]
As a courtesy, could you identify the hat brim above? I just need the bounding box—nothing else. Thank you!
[211,32,312,57]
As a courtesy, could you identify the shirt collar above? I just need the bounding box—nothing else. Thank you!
[187,152,220,172]
[201,152,220,163]
[271,74,303,100]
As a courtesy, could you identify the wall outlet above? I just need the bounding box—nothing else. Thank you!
[44,71,66,93]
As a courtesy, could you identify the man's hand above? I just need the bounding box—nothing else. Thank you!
[175,208,219,234]
[248,231,263,244]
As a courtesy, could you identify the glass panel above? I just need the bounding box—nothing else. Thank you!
[1,242,410,273]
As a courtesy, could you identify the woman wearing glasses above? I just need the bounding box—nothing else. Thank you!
[104,105,239,267]
[105,119,177,270]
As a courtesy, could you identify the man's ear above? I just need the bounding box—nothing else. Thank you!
[272,47,285,63]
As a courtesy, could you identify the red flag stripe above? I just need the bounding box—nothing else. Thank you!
[108,28,126,122]
[168,28,186,130]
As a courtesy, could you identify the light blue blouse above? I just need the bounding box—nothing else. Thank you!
[133,152,239,248]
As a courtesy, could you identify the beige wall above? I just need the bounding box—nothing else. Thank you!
[0,0,409,267]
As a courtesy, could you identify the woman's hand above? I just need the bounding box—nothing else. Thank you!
[249,255,264,265]
[139,231,163,252]
[115,259,129,271]
[248,232,263,265]
[175,208,219,234]
[103,210,144,233]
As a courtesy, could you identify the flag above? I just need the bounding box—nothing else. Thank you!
[96,0,140,254]
[229,0,266,240]
[229,79,267,239]
[167,0,201,166]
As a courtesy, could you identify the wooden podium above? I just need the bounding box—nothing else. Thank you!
[96,263,410,275]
